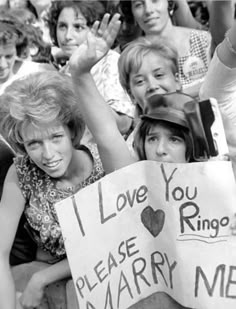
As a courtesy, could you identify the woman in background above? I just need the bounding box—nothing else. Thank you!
[118,0,212,97]
[46,0,135,137]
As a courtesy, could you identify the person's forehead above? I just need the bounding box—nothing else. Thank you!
[58,6,86,21]
[22,121,65,141]
[131,51,173,75]
[0,44,17,55]
[30,0,51,6]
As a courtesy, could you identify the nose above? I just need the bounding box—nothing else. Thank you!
[156,138,168,156]
[145,0,154,14]
[65,26,75,41]
[42,142,54,160]
[146,77,160,94]
[0,57,7,68]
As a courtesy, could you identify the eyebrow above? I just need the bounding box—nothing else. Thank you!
[146,132,159,137]
[23,138,40,144]
[132,67,163,77]
[24,130,64,142]
[132,0,143,3]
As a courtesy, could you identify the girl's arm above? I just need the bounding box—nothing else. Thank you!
[172,0,203,29]
[208,0,234,51]
[217,18,236,68]
[199,20,236,177]
[0,164,25,309]
[19,258,71,308]
[69,14,135,174]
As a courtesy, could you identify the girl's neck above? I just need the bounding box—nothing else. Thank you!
[56,148,93,191]
[159,18,175,40]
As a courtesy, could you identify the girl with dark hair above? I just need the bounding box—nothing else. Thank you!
[46,0,135,136]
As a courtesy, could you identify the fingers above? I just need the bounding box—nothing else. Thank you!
[105,13,121,45]
[98,13,110,35]
[90,20,100,35]
[91,13,121,43]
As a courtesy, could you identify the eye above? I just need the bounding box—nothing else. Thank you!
[147,136,158,143]
[52,134,63,141]
[74,23,87,32]
[169,136,184,143]
[133,78,144,86]
[57,22,67,30]
[133,1,144,8]
[5,54,14,60]
[26,140,41,150]
[154,72,164,79]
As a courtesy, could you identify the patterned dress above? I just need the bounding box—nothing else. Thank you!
[14,144,104,259]
[178,30,211,93]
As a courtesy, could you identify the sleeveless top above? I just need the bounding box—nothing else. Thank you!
[178,30,211,87]
[14,143,104,259]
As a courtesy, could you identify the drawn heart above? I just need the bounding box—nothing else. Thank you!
[141,206,165,237]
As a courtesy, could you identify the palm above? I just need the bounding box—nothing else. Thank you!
[69,13,121,74]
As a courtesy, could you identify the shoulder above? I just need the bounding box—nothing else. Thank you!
[4,163,20,184]
[189,29,211,47]
[84,143,101,163]
[14,154,45,186]
[176,27,211,44]
[82,143,104,177]
[96,49,120,68]
[1,163,24,200]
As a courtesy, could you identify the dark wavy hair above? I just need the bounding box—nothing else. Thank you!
[0,9,29,57]
[118,0,177,49]
[134,119,194,162]
[46,0,105,47]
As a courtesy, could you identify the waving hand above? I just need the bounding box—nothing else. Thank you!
[69,13,121,75]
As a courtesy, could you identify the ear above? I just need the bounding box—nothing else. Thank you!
[175,73,182,91]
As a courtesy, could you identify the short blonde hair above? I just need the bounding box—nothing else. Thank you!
[0,71,85,153]
[118,37,179,95]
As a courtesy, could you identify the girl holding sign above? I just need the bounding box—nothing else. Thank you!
[0,71,104,308]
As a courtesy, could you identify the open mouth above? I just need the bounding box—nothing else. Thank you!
[0,70,7,75]
[145,17,158,24]
[43,160,62,169]
[63,44,78,49]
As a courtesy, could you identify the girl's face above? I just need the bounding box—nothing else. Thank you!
[29,0,51,8]
[56,7,89,57]
[131,0,169,35]
[144,122,187,163]
[9,0,27,8]
[22,121,76,179]
[0,44,17,84]
[129,51,180,111]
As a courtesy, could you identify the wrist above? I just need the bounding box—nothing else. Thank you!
[224,29,236,55]
[31,272,47,290]
[70,69,91,80]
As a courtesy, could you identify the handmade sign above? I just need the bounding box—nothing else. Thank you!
[56,160,236,309]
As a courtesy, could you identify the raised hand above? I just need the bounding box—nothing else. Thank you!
[69,13,121,76]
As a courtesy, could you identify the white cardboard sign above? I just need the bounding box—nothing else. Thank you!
[56,160,236,309]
